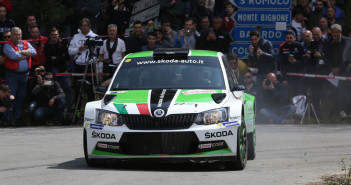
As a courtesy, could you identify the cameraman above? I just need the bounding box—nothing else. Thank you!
[0,84,14,126]
[68,18,99,73]
[260,73,296,124]
[29,72,66,125]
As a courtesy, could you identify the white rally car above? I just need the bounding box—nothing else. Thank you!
[83,49,256,170]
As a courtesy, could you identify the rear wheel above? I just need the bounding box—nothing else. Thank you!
[224,116,247,170]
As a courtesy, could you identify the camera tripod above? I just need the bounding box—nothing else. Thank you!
[300,88,320,124]
[72,46,101,123]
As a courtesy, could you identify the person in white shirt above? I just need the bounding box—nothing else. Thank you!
[99,24,126,80]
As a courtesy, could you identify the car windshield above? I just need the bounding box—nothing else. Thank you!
[110,56,225,90]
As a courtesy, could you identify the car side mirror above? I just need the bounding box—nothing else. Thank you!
[232,84,245,91]
[96,86,108,93]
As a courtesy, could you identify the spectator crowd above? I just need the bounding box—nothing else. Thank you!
[0,0,351,127]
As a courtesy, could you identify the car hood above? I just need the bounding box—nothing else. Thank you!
[103,89,227,117]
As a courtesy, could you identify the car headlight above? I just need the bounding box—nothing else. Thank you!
[195,108,228,125]
[96,109,123,126]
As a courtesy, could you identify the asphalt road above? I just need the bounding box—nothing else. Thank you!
[1,124,351,185]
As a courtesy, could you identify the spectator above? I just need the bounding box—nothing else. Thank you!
[125,21,146,54]
[322,0,345,20]
[318,16,330,39]
[325,6,344,29]
[227,53,248,81]
[174,18,198,49]
[278,30,305,96]
[0,0,12,14]
[198,16,210,33]
[154,28,172,48]
[243,71,260,97]
[323,24,351,120]
[161,19,177,47]
[191,0,213,26]
[260,72,296,124]
[44,27,73,112]
[29,72,66,125]
[222,1,235,33]
[0,5,14,41]
[108,0,130,38]
[248,30,276,84]
[99,24,126,80]
[29,26,48,71]
[301,30,313,52]
[76,0,101,34]
[0,84,14,126]
[141,32,163,51]
[303,27,328,119]
[291,10,307,42]
[160,0,185,31]
[196,27,227,53]
[68,18,99,72]
[211,16,230,53]
[21,15,46,39]
[2,27,36,125]
[307,0,325,30]
[0,30,11,79]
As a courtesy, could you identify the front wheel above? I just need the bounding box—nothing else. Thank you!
[224,117,247,170]
[83,129,100,167]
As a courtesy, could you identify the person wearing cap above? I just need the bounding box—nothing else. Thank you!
[323,23,351,120]
[278,29,305,97]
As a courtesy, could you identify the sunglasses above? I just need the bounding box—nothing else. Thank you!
[4,36,10,38]
[244,76,252,79]
[45,78,53,81]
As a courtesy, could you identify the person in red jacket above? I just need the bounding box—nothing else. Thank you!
[2,27,36,125]
[29,25,48,73]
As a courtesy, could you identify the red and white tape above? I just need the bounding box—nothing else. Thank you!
[286,73,351,81]
[53,73,109,76]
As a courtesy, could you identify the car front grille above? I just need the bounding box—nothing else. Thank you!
[121,114,197,130]
[119,132,199,155]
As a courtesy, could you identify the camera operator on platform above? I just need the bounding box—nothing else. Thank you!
[99,24,125,81]
[0,84,14,126]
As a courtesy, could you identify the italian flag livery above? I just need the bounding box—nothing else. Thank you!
[83,49,256,170]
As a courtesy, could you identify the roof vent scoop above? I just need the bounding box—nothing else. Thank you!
[211,93,226,104]
[153,48,189,60]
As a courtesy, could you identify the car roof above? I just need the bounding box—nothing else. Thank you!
[126,50,219,58]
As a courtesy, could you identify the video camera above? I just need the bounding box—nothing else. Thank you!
[84,36,103,47]
[1,95,14,108]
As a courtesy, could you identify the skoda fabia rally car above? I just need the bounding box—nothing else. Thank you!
[83,49,256,170]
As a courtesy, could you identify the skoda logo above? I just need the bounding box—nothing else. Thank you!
[154,109,165,117]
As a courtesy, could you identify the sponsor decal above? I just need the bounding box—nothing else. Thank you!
[136,59,205,65]
[205,130,234,139]
[198,143,212,149]
[157,89,167,107]
[84,118,94,122]
[154,109,165,117]
[125,59,131,62]
[90,124,104,130]
[197,141,228,152]
[95,142,121,153]
[229,116,240,121]
[222,121,240,127]
[150,89,177,117]
[92,131,116,139]
[182,89,218,95]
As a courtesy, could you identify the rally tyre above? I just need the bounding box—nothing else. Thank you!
[83,129,101,167]
[248,102,256,160]
[224,116,247,170]
[247,131,256,160]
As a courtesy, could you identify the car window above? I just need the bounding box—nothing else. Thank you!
[110,56,226,90]
[222,56,236,88]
